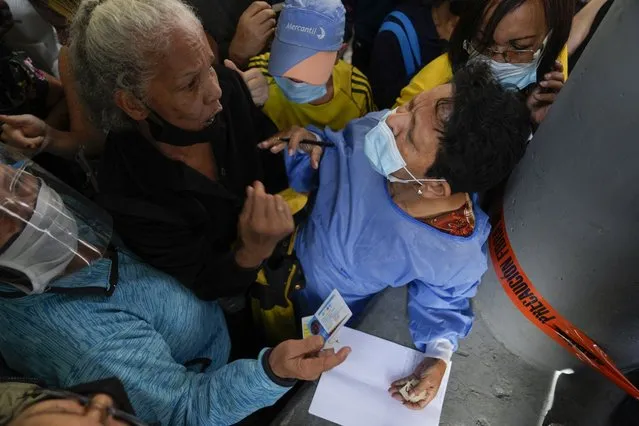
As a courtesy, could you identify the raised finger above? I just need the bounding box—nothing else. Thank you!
[258,137,285,151]
[318,348,336,358]
[224,59,243,76]
[274,194,290,221]
[245,1,271,17]
[255,8,276,24]
[257,27,276,43]
[300,346,351,379]
[3,131,42,149]
[539,80,563,91]
[240,186,255,221]
[259,17,277,31]
[287,335,325,358]
[287,128,309,156]
[544,71,565,82]
[246,76,265,91]
[263,193,277,221]
[270,141,289,154]
[251,182,267,220]
[310,146,323,169]
[0,114,28,128]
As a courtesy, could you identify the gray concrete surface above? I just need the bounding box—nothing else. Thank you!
[274,287,554,426]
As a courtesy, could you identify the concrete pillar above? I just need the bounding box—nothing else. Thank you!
[475,0,639,373]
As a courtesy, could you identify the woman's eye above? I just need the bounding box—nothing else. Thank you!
[186,77,198,91]
[511,43,533,51]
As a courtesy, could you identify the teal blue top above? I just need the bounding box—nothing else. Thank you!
[0,250,289,425]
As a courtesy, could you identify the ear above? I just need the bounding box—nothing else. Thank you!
[418,181,452,199]
[336,43,349,61]
[443,17,460,41]
[114,90,149,121]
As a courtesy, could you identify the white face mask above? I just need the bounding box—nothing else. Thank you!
[0,181,78,294]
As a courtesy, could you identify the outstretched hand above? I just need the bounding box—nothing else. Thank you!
[0,114,49,156]
[225,59,269,107]
[269,335,351,381]
[259,126,324,169]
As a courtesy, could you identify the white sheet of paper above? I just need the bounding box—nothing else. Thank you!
[309,327,451,426]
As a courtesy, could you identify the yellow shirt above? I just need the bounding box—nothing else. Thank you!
[248,53,375,131]
[394,46,570,107]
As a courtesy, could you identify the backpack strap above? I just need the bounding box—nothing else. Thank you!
[379,11,421,77]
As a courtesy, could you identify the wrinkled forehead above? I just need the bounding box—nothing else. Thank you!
[411,83,454,118]
[152,26,212,85]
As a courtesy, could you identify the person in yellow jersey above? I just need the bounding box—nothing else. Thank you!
[396,0,574,125]
[245,0,375,131]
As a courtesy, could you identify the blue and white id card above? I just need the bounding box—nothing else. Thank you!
[301,289,352,347]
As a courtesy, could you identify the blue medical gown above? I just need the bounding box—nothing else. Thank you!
[286,111,491,357]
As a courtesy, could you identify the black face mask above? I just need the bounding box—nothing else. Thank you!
[145,108,222,146]
[67,377,135,416]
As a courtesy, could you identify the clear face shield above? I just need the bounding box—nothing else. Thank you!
[0,146,113,294]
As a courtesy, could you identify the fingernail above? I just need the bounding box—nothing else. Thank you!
[545,74,551,79]
[288,149,294,156]
[540,81,548,87]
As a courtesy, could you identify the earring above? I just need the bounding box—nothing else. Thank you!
[417,188,423,196]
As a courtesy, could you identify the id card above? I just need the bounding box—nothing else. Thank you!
[301,290,352,347]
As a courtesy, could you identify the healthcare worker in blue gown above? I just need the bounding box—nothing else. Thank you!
[261,62,532,409]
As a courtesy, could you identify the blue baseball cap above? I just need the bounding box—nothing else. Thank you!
[269,0,346,85]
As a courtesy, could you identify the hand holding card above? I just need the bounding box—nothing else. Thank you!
[302,290,352,348]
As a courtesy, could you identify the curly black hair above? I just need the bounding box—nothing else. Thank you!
[426,61,530,193]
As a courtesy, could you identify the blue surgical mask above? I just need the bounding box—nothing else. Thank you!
[364,110,445,189]
[486,55,541,90]
[465,40,544,90]
[274,76,327,104]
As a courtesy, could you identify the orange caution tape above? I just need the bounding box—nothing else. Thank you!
[489,207,639,399]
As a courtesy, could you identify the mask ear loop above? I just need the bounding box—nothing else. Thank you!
[402,167,446,196]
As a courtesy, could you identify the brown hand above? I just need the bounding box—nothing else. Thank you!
[388,357,447,410]
[269,335,351,381]
[259,126,324,169]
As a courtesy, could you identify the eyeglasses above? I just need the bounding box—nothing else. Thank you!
[463,40,540,64]
[21,389,149,426]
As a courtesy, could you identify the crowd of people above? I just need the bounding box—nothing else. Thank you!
[0,0,613,425]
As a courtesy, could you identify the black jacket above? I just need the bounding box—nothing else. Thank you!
[97,66,287,300]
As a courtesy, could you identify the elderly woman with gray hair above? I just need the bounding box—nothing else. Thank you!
[65,0,294,314]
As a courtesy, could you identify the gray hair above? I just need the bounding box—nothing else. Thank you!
[69,0,202,132]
